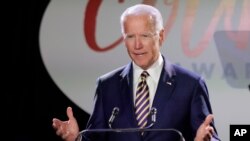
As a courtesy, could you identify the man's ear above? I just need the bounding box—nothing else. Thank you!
[159,29,165,46]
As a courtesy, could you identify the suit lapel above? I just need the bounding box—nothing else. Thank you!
[119,63,139,127]
[151,58,177,122]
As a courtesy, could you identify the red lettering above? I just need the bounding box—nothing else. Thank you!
[84,0,123,52]
[224,0,250,49]
[162,0,179,39]
[182,0,249,57]
[84,0,249,55]
[84,0,178,52]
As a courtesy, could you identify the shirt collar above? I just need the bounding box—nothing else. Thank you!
[133,54,163,82]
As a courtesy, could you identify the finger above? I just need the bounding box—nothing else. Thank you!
[62,133,68,140]
[61,129,69,139]
[205,126,214,140]
[206,126,215,134]
[204,114,214,126]
[66,107,74,120]
[56,126,62,136]
[205,131,212,141]
[56,125,64,136]
[52,118,62,129]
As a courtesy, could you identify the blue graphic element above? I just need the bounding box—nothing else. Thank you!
[214,31,250,89]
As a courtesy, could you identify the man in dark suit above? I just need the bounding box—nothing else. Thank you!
[52,4,220,141]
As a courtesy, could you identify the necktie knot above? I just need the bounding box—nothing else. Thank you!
[141,71,149,81]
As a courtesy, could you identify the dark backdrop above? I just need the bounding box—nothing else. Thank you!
[12,1,89,140]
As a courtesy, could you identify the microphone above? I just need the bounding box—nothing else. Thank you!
[108,107,119,129]
[144,107,157,129]
[151,107,157,123]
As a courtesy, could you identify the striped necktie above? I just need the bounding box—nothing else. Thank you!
[135,71,150,129]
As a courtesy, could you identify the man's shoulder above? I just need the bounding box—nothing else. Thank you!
[98,65,128,81]
[172,64,202,81]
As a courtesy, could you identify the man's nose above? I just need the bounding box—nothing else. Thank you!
[135,36,143,49]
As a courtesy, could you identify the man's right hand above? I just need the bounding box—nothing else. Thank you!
[52,107,79,141]
[195,114,215,141]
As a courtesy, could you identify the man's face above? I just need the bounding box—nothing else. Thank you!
[123,14,164,70]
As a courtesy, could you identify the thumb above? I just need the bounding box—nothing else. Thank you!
[66,106,75,120]
[203,114,214,126]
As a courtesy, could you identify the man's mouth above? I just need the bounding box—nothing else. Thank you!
[134,52,146,56]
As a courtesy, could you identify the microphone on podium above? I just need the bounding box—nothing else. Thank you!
[108,107,119,129]
[76,107,185,141]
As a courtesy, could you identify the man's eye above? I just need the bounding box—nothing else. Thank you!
[126,35,135,39]
[142,34,150,38]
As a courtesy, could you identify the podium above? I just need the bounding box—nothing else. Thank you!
[76,107,185,141]
[76,127,185,141]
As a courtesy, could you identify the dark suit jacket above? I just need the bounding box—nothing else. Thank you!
[83,57,220,141]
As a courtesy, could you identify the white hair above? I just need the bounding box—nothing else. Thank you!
[120,4,164,35]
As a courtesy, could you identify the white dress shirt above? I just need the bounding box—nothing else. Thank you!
[133,55,164,107]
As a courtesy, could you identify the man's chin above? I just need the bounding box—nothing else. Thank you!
[135,62,148,70]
